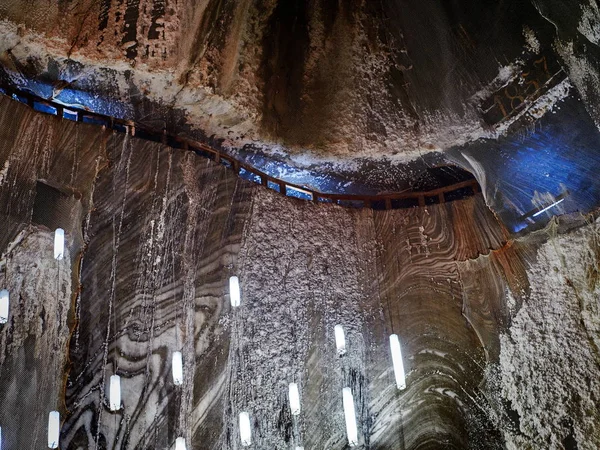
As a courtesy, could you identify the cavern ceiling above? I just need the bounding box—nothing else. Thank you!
[1,0,600,230]
[2,1,600,449]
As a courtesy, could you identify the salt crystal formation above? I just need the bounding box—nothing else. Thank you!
[0,77,600,449]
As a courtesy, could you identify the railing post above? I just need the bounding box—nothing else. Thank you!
[438,192,445,203]
[385,198,392,210]
[279,182,286,195]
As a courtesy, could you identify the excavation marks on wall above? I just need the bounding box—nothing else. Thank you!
[0,230,71,449]
[357,198,508,449]
[1,87,482,213]
[58,134,509,450]
[62,129,255,449]
[0,95,108,448]
[230,189,365,449]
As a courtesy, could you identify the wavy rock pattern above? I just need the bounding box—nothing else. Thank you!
[63,132,254,449]
[2,97,600,449]
[0,0,560,161]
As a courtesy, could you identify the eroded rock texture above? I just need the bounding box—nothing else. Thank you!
[0,95,106,448]
[0,0,585,161]
[1,92,600,449]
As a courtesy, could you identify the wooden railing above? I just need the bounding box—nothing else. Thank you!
[1,86,480,210]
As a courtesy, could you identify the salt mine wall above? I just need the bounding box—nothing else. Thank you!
[1,95,600,449]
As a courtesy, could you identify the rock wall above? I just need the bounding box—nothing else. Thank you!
[0,0,566,162]
[1,95,600,449]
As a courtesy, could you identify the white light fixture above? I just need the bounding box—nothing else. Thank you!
[109,374,121,411]
[334,325,346,356]
[47,411,60,449]
[172,351,183,386]
[175,437,186,450]
[0,290,8,324]
[54,228,65,260]
[532,197,565,217]
[0,425,2,450]
[229,276,241,308]
[389,334,406,390]
[239,411,252,446]
[288,382,301,415]
[342,387,358,447]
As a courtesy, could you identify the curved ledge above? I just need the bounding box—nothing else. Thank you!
[1,86,480,210]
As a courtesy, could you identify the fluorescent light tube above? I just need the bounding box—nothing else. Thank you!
[109,374,121,411]
[172,351,183,386]
[389,334,406,390]
[229,276,241,307]
[342,387,358,447]
[54,228,64,260]
[48,411,60,449]
[175,437,186,450]
[334,325,346,356]
[532,197,565,217]
[288,382,301,415]
[239,411,252,446]
[0,290,8,324]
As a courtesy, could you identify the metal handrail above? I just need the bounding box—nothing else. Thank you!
[1,86,480,210]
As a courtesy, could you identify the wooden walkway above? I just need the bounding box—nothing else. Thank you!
[1,86,480,210]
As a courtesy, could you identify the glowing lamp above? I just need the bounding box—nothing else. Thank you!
[288,382,301,415]
[175,437,186,450]
[109,374,121,411]
[533,197,565,217]
[172,351,183,386]
[334,325,346,356]
[389,334,406,390]
[54,228,64,260]
[229,276,241,307]
[0,290,8,324]
[239,411,252,446]
[342,387,358,447]
[47,411,60,449]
